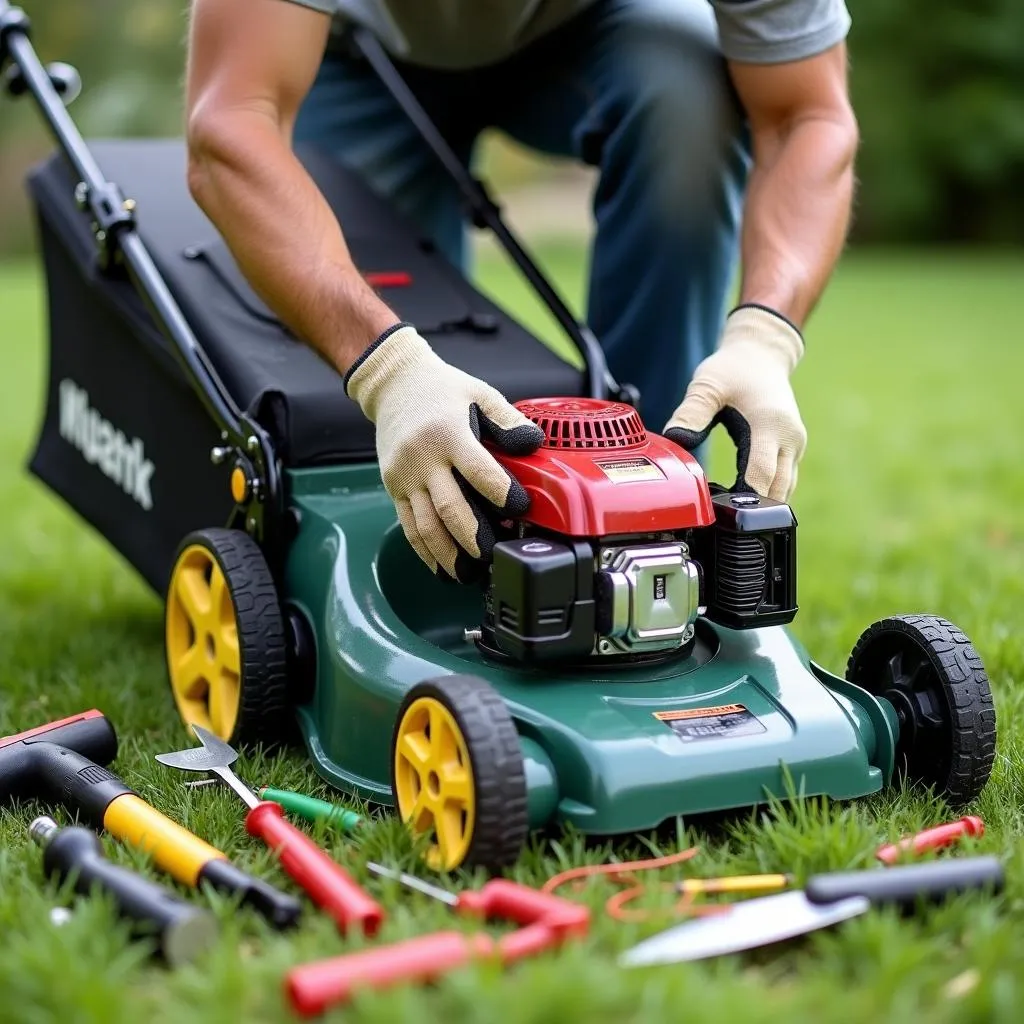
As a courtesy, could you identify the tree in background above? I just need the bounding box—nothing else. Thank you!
[0,1,187,253]
[1,0,1023,254]
[848,0,1024,244]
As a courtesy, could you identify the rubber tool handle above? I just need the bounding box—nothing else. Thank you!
[1,741,128,820]
[457,879,591,938]
[245,802,383,935]
[198,859,303,929]
[103,793,222,886]
[286,931,493,1016]
[102,794,302,930]
[876,817,985,865]
[38,822,218,966]
[258,788,363,832]
[806,855,1004,909]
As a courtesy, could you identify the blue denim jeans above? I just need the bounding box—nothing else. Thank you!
[294,0,750,433]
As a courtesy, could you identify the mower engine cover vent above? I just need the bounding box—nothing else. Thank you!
[517,398,647,450]
[490,398,715,537]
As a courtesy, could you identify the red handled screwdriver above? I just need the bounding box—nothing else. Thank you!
[155,727,383,937]
[876,817,985,865]
[285,865,590,1016]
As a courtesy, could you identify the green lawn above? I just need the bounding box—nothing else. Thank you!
[1,247,1024,1023]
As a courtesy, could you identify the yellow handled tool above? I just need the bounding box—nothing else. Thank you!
[678,872,793,896]
[0,709,301,929]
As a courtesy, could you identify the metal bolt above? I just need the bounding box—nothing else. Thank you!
[246,436,260,453]
[463,628,482,644]
[74,182,88,208]
[95,229,106,243]
[122,198,136,213]
[598,639,613,654]
[247,517,257,532]
[601,549,614,565]
[682,626,695,643]
[210,445,231,465]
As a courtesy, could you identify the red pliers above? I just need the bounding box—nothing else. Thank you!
[286,874,590,1015]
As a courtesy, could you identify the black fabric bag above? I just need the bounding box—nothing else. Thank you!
[25,138,584,593]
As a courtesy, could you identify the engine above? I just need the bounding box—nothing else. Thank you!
[474,398,798,667]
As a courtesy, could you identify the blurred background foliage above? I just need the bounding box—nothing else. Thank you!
[1,0,1023,255]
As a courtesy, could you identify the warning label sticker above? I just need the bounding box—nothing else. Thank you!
[595,457,665,484]
[654,704,766,743]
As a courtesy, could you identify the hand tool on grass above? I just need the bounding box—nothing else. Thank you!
[256,787,363,832]
[0,710,301,929]
[285,864,591,1016]
[155,725,384,936]
[30,814,218,966]
[540,845,792,923]
[875,816,984,865]
[619,855,1005,967]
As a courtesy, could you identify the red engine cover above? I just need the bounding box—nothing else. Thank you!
[490,398,715,537]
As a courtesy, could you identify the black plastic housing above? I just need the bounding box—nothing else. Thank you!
[489,537,595,662]
[0,713,119,806]
[694,492,798,629]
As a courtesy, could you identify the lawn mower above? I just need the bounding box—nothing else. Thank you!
[1,5,997,874]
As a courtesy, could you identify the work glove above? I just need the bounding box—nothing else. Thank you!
[663,304,807,500]
[345,323,544,582]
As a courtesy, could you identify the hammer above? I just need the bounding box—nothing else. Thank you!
[0,709,301,928]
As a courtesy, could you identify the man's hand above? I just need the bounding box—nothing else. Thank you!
[346,325,544,582]
[664,305,806,499]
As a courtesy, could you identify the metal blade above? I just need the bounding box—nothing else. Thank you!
[366,862,457,906]
[154,725,238,772]
[211,764,259,810]
[618,890,870,967]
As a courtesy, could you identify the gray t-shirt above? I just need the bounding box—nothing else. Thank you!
[285,0,851,70]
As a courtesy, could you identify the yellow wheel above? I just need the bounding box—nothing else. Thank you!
[391,674,528,872]
[165,528,289,748]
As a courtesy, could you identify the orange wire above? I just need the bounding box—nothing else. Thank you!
[543,846,726,923]
[605,883,733,923]
[541,845,702,896]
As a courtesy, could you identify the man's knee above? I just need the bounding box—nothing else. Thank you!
[593,0,751,218]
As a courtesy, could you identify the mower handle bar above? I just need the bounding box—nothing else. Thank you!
[0,2,247,441]
[0,2,284,559]
[349,27,621,404]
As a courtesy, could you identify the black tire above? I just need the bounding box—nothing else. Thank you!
[391,674,528,872]
[164,527,291,750]
[846,614,996,806]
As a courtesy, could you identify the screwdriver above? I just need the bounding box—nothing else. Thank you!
[285,865,590,1016]
[876,816,985,865]
[157,727,384,937]
[31,815,218,966]
[257,788,363,833]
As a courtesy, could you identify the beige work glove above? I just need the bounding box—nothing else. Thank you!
[345,323,544,582]
[663,305,807,500]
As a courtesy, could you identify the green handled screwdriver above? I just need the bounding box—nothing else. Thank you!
[258,788,363,832]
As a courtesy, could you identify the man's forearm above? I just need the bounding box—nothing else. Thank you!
[187,109,398,374]
[738,115,858,329]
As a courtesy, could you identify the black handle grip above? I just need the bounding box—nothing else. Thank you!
[199,857,303,930]
[806,856,1004,909]
[29,743,134,826]
[43,826,218,965]
[0,712,118,803]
